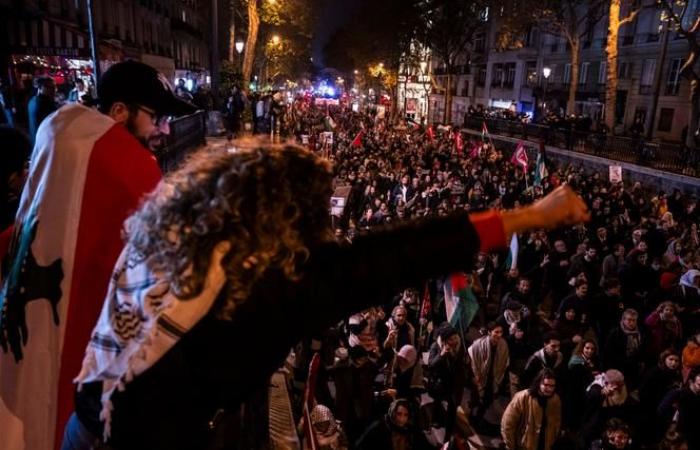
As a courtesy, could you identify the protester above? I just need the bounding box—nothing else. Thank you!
[57,138,588,449]
[27,76,58,143]
[501,369,562,450]
[0,60,193,450]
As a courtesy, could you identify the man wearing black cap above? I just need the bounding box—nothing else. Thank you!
[0,61,195,450]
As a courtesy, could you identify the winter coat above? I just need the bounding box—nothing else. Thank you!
[501,389,562,450]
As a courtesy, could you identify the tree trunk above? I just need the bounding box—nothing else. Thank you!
[605,0,621,131]
[242,0,259,89]
[687,77,699,150]
[443,72,452,124]
[228,0,236,63]
[567,39,580,116]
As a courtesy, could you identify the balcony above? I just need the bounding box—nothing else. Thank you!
[646,33,660,43]
[639,85,652,95]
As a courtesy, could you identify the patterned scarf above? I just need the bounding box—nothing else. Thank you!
[74,241,229,439]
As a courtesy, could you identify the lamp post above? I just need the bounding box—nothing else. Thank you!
[542,66,552,119]
[235,40,244,78]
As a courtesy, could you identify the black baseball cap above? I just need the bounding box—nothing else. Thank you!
[97,60,197,117]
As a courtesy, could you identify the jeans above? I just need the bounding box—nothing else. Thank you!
[61,413,99,450]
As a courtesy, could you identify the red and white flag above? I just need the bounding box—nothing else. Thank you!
[510,141,529,170]
[454,131,464,154]
[351,130,364,148]
[0,104,161,450]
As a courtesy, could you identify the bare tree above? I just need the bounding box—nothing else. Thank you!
[604,0,641,131]
[658,0,700,149]
[535,0,606,116]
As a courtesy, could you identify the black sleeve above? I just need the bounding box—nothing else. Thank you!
[298,211,481,335]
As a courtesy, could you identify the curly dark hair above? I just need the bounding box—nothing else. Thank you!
[125,139,334,319]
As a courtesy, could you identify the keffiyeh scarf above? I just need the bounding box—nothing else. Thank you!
[74,241,229,438]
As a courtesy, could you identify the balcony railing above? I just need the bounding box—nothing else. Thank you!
[154,111,207,173]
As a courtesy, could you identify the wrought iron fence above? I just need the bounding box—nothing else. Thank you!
[154,110,207,173]
[463,117,700,177]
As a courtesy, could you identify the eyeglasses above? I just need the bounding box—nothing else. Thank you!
[137,105,159,124]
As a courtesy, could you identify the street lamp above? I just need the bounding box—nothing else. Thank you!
[542,66,552,118]
[271,35,280,45]
[235,40,244,54]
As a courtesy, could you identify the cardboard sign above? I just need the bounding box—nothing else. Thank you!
[321,132,334,145]
[301,135,309,144]
[609,165,622,183]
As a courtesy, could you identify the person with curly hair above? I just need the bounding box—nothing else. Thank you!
[62,140,589,450]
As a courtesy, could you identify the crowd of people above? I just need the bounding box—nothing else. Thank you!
[280,102,700,450]
[1,60,699,450]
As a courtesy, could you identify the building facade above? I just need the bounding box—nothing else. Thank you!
[0,0,210,122]
[429,0,700,142]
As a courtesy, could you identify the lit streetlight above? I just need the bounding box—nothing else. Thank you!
[271,35,280,45]
[354,69,359,75]
[542,66,552,118]
[235,40,245,54]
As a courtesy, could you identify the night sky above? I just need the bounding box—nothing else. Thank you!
[311,0,363,68]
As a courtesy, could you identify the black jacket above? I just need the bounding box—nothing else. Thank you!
[75,212,484,450]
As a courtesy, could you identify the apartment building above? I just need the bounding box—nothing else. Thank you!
[0,0,209,101]
[429,0,700,142]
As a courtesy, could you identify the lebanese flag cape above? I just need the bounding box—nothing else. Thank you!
[443,273,479,335]
[351,130,364,148]
[0,104,161,450]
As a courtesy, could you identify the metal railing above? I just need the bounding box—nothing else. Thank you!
[154,110,207,173]
[464,116,700,177]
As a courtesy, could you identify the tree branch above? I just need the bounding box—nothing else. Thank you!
[619,7,641,27]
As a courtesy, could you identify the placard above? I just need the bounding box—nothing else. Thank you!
[609,165,622,183]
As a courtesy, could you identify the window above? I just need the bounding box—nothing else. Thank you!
[658,108,675,132]
[474,34,485,53]
[618,61,632,79]
[504,63,516,88]
[563,63,572,84]
[477,67,486,86]
[640,59,656,94]
[579,62,590,85]
[492,64,503,87]
[598,61,607,84]
[525,61,537,86]
[666,58,683,96]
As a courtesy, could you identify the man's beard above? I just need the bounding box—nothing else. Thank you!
[125,115,150,149]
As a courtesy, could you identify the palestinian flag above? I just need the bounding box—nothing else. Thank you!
[0,104,161,450]
[351,130,364,148]
[443,273,479,333]
[323,115,337,131]
[503,233,519,271]
[534,143,549,186]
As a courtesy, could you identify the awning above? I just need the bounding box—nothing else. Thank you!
[5,17,90,58]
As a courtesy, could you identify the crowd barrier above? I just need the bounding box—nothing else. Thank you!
[463,117,700,177]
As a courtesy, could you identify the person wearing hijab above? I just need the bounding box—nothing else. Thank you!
[675,269,700,334]
[355,399,431,450]
[682,332,700,381]
[644,301,683,363]
[310,404,349,450]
